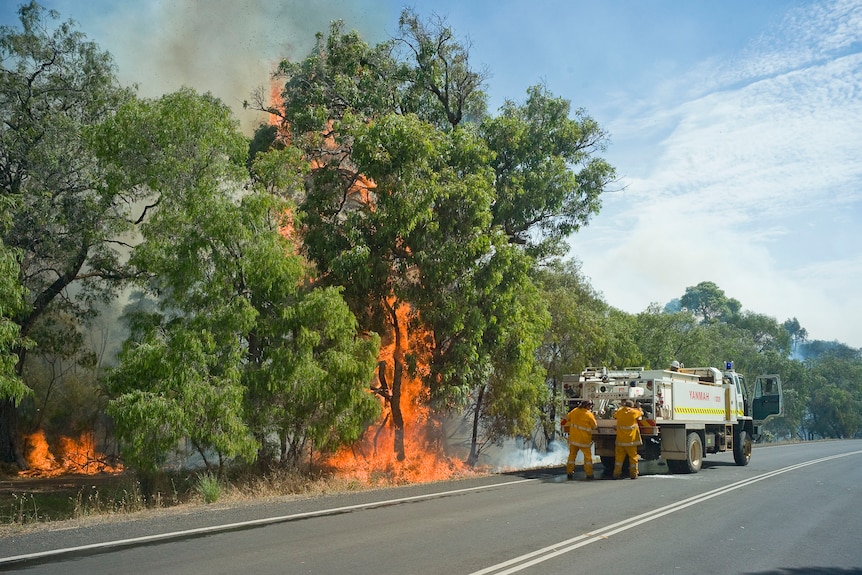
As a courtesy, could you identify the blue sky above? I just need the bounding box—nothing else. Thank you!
[3,0,861,348]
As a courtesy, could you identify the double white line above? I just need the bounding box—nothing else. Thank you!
[470,450,862,575]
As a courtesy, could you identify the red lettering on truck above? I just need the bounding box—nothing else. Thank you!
[689,390,710,401]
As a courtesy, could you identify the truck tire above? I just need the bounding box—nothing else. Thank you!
[681,432,703,473]
[733,429,752,466]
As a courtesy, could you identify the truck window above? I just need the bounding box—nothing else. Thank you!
[753,375,783,421]
[754,376,780,397]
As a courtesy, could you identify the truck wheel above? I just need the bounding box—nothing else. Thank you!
[733,429,752,466]
[682,432,703,473]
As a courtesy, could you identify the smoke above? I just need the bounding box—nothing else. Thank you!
[90,0,396,133]
[479,438,569,473]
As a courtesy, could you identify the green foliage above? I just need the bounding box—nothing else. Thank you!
[801,354,862,439]
[798,339,859,361]
[0,239,28,405]
[99,88,379,472]
[0,1,135,333]
[783,317,808,356]
[477,262,550,439]
[107,327,255,474]
[538,260,641,380]
[273,20,398,142]
[245,281,381,465]
[633,304,700,369]
[0,3,136,463]
[395,9,489,129]
[679,281,742,324]
[729,312,791,355]
[481,85,615,258]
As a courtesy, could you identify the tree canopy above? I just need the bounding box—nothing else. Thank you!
[96,89,380,474]
[256,11,617,462]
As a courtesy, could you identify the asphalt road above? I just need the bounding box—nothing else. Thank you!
[2,440,861,574]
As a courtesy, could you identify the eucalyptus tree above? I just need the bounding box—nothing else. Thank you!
[98,89,380,477]
[260,10,615,463]
[679,281,742,324]
[802,354,862,439]
[480,85,614,259]
[0,2,135,465]
[783,317,808,357]
[633,304,701,369]
[536,260,639,443]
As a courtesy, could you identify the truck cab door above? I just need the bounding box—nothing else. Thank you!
[752,374,783,422]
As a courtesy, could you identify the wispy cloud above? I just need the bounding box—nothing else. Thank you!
[573,0,862,347]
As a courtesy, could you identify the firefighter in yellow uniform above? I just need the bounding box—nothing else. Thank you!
[564,400,597,480]
[613,399,644,480]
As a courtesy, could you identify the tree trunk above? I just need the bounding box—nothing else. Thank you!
[392,357,405,461]
[0,399,26,468]
[0,347,30,468]
[388,303,406,461]
[467,383,485,467]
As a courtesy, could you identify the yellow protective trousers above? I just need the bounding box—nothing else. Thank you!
[613,444,639,479]
[566,443,594,477]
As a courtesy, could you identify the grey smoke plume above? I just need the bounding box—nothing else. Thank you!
[91,0,395,133]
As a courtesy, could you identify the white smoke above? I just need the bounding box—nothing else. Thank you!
[479,438,570,473]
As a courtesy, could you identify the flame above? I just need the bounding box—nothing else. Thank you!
[326,302,472,484]
[269,77,290,145]
[21,430,122,477]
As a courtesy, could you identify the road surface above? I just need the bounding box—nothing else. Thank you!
[2,440,861,574]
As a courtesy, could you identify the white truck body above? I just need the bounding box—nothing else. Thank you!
[562,364,782,474]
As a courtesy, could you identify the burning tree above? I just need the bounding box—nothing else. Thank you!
[0,2,136,467]
[253,10,615,466]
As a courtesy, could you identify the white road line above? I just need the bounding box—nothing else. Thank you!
[0,477,537,566]
[468,450,862,575]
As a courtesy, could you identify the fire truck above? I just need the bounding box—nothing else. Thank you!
[562,362,782,474]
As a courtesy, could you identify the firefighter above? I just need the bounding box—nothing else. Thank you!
[564,400,597,480]
[613,399,644,480]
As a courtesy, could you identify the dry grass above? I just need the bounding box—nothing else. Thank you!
[0,463,472,535]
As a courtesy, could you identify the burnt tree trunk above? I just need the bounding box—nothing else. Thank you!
[467,383,486,467]
[0,399,25,467]
[0,351,30,467]
[389,304,406,462]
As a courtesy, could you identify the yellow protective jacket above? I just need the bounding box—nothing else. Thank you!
[565,407,597,448]
[614,406,644,447]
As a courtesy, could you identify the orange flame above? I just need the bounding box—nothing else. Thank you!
[269,77,290,144]
[22,430,122,477]
[326,303,472,484]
